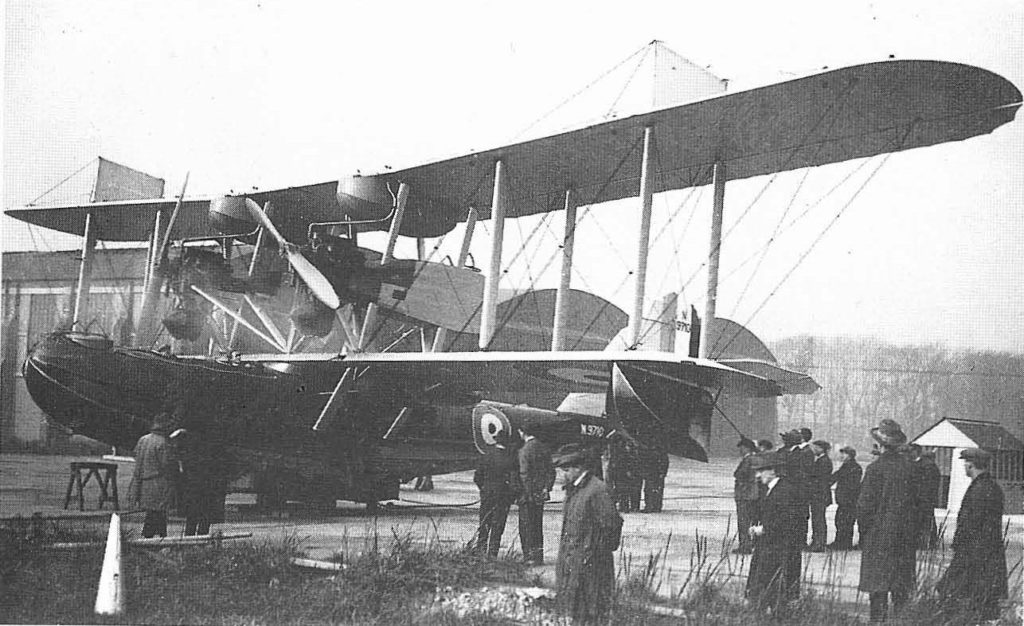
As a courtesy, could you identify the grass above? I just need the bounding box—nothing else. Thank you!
[0,519,532,625]
[1,515,1020,625]
[612,523,1023,626]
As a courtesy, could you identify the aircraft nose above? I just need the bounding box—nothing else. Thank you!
[22,332,143,449]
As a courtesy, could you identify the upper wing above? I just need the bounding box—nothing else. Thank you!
[8,60,1019,241]
[383,60,1020,234]
[4,182,341,242]
[236,350,786,399]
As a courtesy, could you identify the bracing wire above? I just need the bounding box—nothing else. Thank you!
[716,153,893,355]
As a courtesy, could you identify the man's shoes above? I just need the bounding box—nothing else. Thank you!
[732,547,752,555]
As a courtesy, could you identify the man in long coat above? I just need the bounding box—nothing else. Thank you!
[606,436,639,513]
[746,452,805,616]
[938,448,1008,621]
[857,419,919,622]
[172,429,228,536]
[129,412,180,538]
[554,448,623,625]
[807,440,833,551]
[828,446,862,550]
[474,430,519,556]
[637,442,669,513]
[518,426,555,565]
[908,444,940,549]
[733,437,760,554]
[779,429,812,581]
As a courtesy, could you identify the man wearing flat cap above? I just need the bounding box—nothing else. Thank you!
[829,446,862,550]
[857,419,921,622]
[517,426,556,565]
[733,437,759,554]
[746,452,805,616]
[128,410,181,538]
[554,446,623,625]
[938,447,1008,621]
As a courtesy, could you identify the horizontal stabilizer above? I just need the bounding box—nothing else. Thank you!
[717,359,820,395]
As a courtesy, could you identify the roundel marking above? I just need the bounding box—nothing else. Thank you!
[472,404,511,453]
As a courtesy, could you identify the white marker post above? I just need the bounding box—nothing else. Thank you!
[94,512,124,616]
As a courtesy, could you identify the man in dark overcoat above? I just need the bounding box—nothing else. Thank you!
[554,448,623,625]
[607,437,640,513]
[779,429,812,579]
[129,411,180,538]
[857,419,919,622]
[908,444,940,549]
[733,437,760,554]
[807,440,833,551]
[517,426,555,565]
[172,428,228,536]
[938,448,1008,621]
[746,452,805,616]
[473,430,519,556]
[828,446,862,550]
[637,442,669,513]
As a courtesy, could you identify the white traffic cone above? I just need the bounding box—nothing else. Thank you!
[95,512,125,616]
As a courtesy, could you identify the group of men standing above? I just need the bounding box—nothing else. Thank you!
[474,428,625,624]
[606,437,669,513]
[128,409,228,538]
[737,418,1009,622]
[473,425,558,564]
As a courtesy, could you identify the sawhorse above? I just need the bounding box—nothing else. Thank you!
[63,462,120,511]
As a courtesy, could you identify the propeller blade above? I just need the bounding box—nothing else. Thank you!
[244,198,288,249]
[287,248,341,310]
[244,198,341,310]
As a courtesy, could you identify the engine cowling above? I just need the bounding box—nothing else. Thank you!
[336,176,392,221]
[209,196,257,237]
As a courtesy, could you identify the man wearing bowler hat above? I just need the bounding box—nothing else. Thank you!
[937,447,1008,621]
[554,446,623,625]
[745,452,805,616]
[857,419,920,622]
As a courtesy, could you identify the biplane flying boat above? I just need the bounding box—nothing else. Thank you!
[7,58,1020,506]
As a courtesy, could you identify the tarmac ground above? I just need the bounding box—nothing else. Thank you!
[3,452,1022,619]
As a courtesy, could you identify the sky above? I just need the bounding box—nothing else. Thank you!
[3,0,1023,354]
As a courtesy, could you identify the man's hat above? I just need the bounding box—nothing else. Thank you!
[553,444,596,468]
[870,419,907,446]
[149,411,177,434]
[737,437,757,450]
[959,447,992,465]
[839,446,857,457]
[812,440,831,452]
[779,429,803,445]
[749,452,785,471]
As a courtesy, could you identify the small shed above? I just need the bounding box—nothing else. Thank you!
[913,418,1024,513]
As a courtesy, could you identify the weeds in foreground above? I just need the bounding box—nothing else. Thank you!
[613,527,1023,625]
[0,519,532,625]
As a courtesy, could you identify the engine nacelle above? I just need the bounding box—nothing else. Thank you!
[209,196,257,237]
[336,176,392,221]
